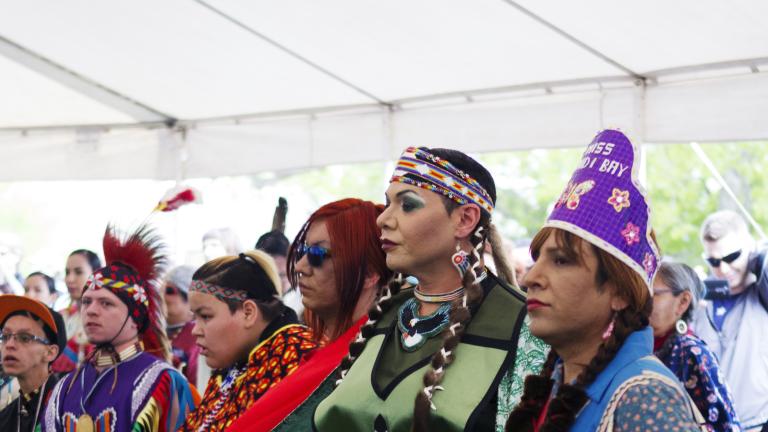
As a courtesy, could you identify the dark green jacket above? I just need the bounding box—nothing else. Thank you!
[313,273,526,432]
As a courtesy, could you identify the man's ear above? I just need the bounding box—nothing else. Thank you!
[45,345,59,364]
[452,204,482,240]
[241,299,262,329]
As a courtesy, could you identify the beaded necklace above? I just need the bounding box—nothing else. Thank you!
[196,365,246,432]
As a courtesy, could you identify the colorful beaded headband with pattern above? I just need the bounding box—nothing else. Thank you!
[86,273,148,308]
[190,280,249,303]
[390,147,494,214]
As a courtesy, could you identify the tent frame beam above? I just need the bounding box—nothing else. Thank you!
[644,57,768,78]
[1,61,764,134]
[0,34,176,125]
[389,75,637,106]
[500,0,644,80]
[193,0,388,105]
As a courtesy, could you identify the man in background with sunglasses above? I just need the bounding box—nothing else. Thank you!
[0,295,66,432]
[692,210,768,431]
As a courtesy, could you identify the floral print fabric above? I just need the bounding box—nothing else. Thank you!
[656,333,741,432]
[613,378,703,431]
[496,317,549,431]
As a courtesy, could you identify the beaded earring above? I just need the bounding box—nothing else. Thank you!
[451,243,470,276]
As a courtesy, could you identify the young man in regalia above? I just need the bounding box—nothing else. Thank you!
[42,225,197,432]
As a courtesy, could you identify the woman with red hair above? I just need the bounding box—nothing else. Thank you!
[228,198,392,431]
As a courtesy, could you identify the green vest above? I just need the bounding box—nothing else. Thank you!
[313,274,526,432]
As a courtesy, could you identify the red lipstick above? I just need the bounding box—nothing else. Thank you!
[526,299,548,311]
[380,239,397,252]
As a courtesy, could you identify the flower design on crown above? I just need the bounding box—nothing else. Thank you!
[643,252,656,278]
[621,222,641,245]
[607,188,631,212]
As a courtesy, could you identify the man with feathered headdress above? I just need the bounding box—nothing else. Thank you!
[42,225,197,432]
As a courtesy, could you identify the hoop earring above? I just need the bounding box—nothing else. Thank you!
[675,319,688,335]
[451,243,470,276]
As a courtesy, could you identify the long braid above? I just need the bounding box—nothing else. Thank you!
[412,224,487,432]
[504,352,557,431]
[573,305,648,388]
[336,274,404,385]
[505,304,650,432]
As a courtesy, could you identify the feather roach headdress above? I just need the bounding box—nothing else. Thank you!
[84,224,171,361]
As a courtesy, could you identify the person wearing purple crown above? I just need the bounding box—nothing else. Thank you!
[505,130,704,431]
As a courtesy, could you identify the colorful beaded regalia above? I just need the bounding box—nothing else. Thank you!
[42,225,196,432]
[179,252,317,432]
[180,324,316,432]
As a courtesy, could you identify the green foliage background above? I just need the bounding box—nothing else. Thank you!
[278,142,768,268]
[3,142,764,275]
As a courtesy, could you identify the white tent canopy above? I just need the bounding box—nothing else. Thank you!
[1,0,767,181]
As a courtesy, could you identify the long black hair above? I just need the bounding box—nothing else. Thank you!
[69,249,101,271]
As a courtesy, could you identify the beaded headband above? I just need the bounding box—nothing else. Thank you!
[86,266,152,331]
[390,147,494,214]
[190,280,249,303]
[86,272,148,308]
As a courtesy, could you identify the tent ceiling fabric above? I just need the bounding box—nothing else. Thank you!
[0,0,766,181]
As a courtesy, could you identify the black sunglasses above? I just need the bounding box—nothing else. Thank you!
[704,249,741,267]
[296,243,331,267]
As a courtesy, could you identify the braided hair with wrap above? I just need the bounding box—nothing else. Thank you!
[336,148,517,431]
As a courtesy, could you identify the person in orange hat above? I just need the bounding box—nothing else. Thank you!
[0,295,66,432]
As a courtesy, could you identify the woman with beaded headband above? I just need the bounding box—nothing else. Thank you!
[228,198,393,431]
[504,130,703,431]
[42,225,197,432]
[179,250,316,432]
[313,147,545,432]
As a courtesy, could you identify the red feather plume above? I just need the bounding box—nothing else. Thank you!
[154,186,201,213]
[102,224,171,362]
[103,225,165,283]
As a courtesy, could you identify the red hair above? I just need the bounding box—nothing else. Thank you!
[287,198,392,342]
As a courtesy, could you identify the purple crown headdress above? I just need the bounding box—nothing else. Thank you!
[544,129,660,292]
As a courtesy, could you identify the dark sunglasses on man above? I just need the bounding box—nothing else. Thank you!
[296,243,331,267]
[704,249,741,268]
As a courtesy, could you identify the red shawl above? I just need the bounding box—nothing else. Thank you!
[228,316,366,432]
